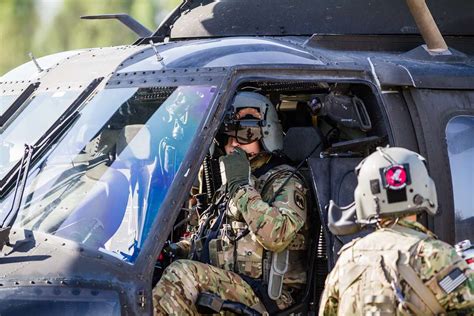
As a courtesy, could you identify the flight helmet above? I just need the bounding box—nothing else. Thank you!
[221,92,283,152]
[354,147,438,222]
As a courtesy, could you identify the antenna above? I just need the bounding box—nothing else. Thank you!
[149,40,166,68]
[28,52,43,73]
[81,14,152,38]
[405,0,450,54]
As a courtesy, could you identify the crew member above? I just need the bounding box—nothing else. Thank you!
[320,147,474,315]
[153,92,309,314]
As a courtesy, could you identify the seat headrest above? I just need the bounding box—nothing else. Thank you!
[327,200,362,236]
[84,128,120,158]
[283,127,322,162]
[117,125,151,161]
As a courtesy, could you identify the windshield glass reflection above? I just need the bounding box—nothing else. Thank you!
[0,94,18,117]
[446,116,474,243]
[0,90,81,180]
[15,86,216,262]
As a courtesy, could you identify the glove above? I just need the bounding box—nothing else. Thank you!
[219,148,251,198]
[163,242,187,259]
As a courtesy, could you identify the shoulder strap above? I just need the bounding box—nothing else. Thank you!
[259,164,294,185]
[199,209,226,264]
[397,251,446,316]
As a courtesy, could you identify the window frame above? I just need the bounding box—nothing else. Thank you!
[445,115,474,243]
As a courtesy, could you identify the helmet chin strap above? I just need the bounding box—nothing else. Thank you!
[377,217,400,229]
[247,151,259,159]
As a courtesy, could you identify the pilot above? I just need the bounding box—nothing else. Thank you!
[319,147,474,315]
[153,92,309,314]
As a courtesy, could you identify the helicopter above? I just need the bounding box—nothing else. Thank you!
[0,0,473,315]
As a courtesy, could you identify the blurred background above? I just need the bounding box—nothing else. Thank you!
[0,0,181,76]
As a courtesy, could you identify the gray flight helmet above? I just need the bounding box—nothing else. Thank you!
[354,147,438,222]
[231,92,283,152]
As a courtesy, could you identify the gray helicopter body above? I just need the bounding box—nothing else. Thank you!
[0,1,473,314]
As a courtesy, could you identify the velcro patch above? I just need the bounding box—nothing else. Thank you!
[439,268,467,294]
[294,191,305,210]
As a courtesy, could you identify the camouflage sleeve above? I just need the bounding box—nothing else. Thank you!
[411,238,474,313]
[319,264,340,316]
[232,176,307,253]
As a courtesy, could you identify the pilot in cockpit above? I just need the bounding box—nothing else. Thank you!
[153,91,310,315]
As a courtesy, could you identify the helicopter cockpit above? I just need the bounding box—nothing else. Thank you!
[151,78,389,313]
[0,0,472,312]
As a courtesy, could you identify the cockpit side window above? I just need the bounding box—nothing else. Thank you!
[446,115,474,243]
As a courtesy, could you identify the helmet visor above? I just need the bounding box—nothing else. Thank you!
[221,107,264,144]
[235,121,263,144]
[223,119,263,144]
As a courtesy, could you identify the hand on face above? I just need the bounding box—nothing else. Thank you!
[224,136,261,157]
[219,147,251,197]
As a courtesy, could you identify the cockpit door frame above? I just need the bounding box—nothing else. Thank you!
[127,72,231,312]
[182,65,395,305]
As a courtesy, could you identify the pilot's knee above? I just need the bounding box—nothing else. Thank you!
[159,259,205,287]
[153,261,193,298]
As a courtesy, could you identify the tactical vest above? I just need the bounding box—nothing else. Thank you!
[206,164,308,286]
[336,224,461,316]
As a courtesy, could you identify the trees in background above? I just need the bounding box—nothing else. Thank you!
[0,0,38,75]
[0,0,181,76]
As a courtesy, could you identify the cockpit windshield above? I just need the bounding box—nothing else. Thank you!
[12,85,216,263]
[0,94,18,117]
[0,90,82,180]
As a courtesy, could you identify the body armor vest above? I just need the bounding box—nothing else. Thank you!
[336,224,455,316]
[207,164,308,284]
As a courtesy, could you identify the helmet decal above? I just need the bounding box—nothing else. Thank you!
[356,147,437,220]
[383,165,407,190]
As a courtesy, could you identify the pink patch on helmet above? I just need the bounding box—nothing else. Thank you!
[385,165,407,190]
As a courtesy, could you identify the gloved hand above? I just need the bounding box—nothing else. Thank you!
[162,241,188,260]
[219,148,251,198]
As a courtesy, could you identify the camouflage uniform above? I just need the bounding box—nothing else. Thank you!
[319,220,474,315]
[153,153,308,315]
